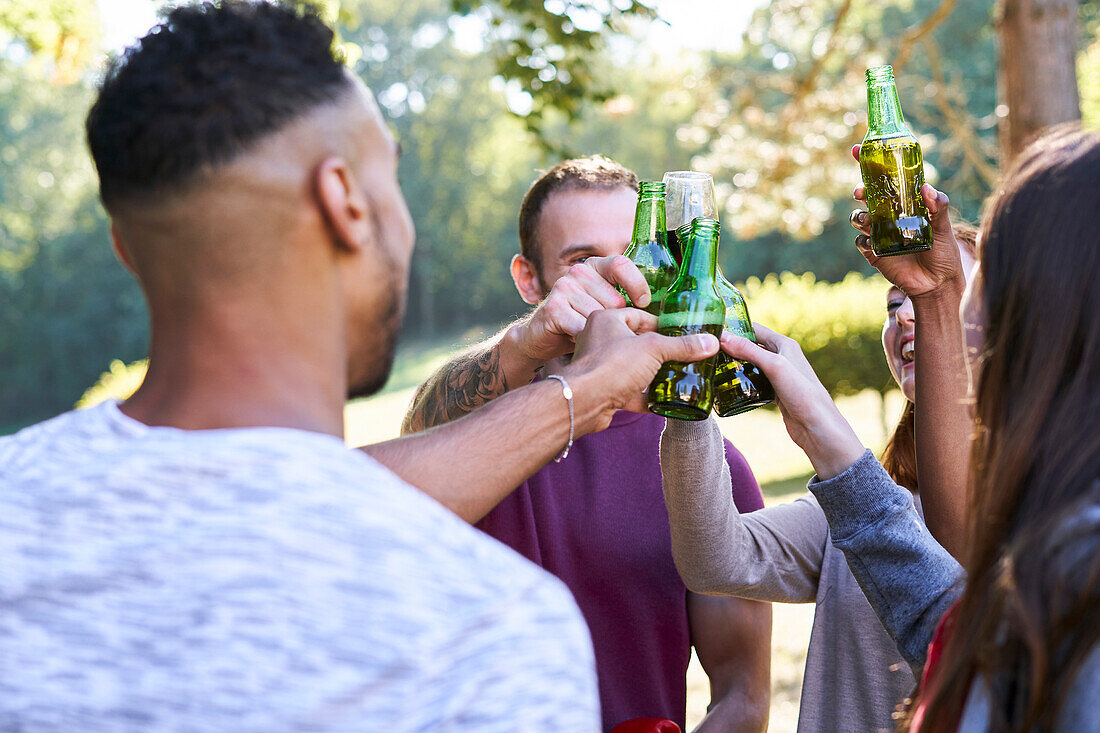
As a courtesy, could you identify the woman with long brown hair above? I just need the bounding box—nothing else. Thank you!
[662,126,1099,730]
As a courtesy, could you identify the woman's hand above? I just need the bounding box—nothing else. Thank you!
[721,325,865,480]
[850,144,966,302]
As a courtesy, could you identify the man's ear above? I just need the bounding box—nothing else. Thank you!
[110,224,136,276]
[510,254,543,305]
[315,156,373,253]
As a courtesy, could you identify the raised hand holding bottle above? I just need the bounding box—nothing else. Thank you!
[858,65,933,257]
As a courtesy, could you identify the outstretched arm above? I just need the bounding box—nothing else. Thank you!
[367,309,719,524]
[850,146,971,558]
[660,417,828,603]
[401,255,653,434]
[721,325,964,666]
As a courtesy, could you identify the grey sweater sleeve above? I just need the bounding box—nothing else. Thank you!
[660,417,828,603]
[807,450,965,667]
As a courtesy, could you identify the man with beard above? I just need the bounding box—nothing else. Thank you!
[0,3,721,730]
[403,157,771,732]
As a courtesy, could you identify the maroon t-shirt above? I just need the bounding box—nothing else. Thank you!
[476,410,764,731]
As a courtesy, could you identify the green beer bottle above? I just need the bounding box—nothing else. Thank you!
[622,181,678,315]
[647,217,726,421]
[713,269,775,417]
[858,65,933,257]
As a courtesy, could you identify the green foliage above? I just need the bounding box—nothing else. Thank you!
[26,0,1097,434]
[342,0,698,335]
[448,0,658,149]
[0,49,148,429]
[744,270,894,397]
[0,0,101,82]
[688,0,1000,244]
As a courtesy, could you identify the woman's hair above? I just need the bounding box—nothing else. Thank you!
[879,224,979,493]
[917,127,1100,730]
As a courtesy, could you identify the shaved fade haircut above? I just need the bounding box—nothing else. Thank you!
[86,0,352,210]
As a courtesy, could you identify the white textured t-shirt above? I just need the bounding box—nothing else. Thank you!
[0,401,599,732]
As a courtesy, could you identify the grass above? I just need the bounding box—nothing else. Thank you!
[344,332,907,732]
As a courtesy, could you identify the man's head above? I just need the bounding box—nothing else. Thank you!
[86,0,414,399]
[512,155,638,303]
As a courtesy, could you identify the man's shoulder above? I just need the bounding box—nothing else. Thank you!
[0,405,115,476]
[1,405,582,637]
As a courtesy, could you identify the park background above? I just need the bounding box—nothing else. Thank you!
[2,0,1097,728]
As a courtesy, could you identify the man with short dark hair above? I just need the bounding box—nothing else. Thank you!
[404,156,773,732]
[0,4,722,729]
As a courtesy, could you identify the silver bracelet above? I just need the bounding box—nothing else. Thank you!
[545,374,574,462]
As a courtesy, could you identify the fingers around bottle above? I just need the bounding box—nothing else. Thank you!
[851,144,861,162]
[565,261,629,309]
[854,233,877,259]
[617,307,659,334]
[921,184,957,239]
[587,255,651,308]
[719,332,775,365]
[542,295,590,337]
[921,184,950,216]
[563,286,612,323]
[647,330,718,365]
[849,209,871,235]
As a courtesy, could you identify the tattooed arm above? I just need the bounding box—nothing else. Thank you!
[401,255,653,434]
[401,324,543,434]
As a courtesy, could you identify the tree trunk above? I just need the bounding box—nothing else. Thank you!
[997,0,1081,161]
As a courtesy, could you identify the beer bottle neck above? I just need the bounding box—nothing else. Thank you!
[632,193,667,245]
[866,69,908,137]
[680,225,719,284]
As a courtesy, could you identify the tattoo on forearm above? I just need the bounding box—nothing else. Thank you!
[402,345,509,434]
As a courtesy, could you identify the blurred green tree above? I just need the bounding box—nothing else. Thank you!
[448,0,659,150]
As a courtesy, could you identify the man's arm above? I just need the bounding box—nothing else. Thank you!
[402,255,653,434]
[688,593,771,733]
[367,309,719,524]
[400,325,539,435]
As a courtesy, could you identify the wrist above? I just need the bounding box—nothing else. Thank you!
[500,320,547,387]
[557,366,611,437]
[911,274,965,309]
[800,405,867,480]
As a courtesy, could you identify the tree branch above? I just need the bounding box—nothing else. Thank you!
[921,36,1000,187]
[894,0,962,71]
[792,0,854,102]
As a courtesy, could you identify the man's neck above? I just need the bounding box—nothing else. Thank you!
[121,309,347,437]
